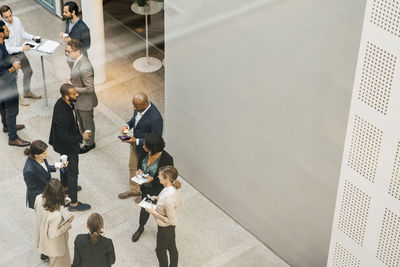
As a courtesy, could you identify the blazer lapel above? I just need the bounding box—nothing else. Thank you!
[68,19,81,35]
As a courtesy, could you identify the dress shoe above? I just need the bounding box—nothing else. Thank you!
[3,124,25,133]
[23,91,41,99]
[134,196,142,204]
[79,143,96,154]
[132,225,144,242]
[118,190,140,199]
[40,254,49,262]
[8,138,30,147]
[18,95,29,106]
[68,202,91,212]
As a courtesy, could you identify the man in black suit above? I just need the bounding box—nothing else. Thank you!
[49,83,91,211]
[60,1,90,69]
[0,20,30,147]
[118,92,163,200]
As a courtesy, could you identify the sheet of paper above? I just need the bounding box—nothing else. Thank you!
[131,175,148,185]
[138,198,156,210]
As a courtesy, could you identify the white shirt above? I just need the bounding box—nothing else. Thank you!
[134,103,151,145]
[72,54,83,70]
[39,161,48,172]
[3,16,34,54]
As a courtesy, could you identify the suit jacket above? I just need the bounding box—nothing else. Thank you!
[23,157,56,209]
[0,43,17,101]
[127,102,163,157]
[139,150,173,194]
[34,195,72,258]
[49,98,83,154]
[71,55,98,111]
[65,19,90,56]
[72,234,116,267]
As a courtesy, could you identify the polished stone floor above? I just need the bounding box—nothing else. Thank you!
[0,0,288,266]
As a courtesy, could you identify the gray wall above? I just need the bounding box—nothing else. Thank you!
[165,0,366,266]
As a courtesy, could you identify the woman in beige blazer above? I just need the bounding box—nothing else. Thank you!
[146,166,183,267]
[34,178,74,267]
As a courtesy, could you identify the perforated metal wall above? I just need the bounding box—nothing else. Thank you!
[328,0,400,266]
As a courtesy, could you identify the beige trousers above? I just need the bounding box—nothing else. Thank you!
[129,144,141,193]
[49,253,71,267]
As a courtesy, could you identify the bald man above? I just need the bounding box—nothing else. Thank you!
[118,92,163,200]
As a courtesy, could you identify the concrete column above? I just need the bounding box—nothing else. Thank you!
[81,0,106,84]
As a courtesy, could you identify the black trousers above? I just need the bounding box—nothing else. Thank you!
[0,91,19,141]
[139,185,162,226]
[156,225,178,267]
[60,152,79,203]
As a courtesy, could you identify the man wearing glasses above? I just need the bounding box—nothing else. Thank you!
[65,39,97,154]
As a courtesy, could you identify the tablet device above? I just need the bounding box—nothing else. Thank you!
[58,214,73,229]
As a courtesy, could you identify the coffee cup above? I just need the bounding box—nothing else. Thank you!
[84,130,92,134]
[34,36,41,43]
[60,155,68,163]
[63,33,69,38]
[123,128,129,134]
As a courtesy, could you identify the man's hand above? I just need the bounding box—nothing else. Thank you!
[121,126,129,135]
[82,131,92,140]
[12,61,21,71]
[64,36,71,43]
[122,136,136,143]
[67,75,72,84]
[23,44,30,51]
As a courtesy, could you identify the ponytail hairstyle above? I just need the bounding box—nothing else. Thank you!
[24,140,48,159]
[87,213,104,244]
[159,165,181,189]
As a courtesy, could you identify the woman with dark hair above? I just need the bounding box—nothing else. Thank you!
[131,133,173,242]
[34,178,73,267]
[23,140,65,209]
[72,213,116,267]
[146,166,183,267]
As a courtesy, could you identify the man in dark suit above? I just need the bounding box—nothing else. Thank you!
[66,39,97,153]
[0,20,30,147]
[118,92,163,200]
[49,83,91,211]
[60,1,90,69]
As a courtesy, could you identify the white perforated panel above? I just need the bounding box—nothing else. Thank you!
[358,42,396,115]
[371,0,400,37]
[338,180,371,245]
[389,142,400,200]
[328,0,400,265]
[376,209,400,266]
[333,243,360,267]
[347,115,383,182]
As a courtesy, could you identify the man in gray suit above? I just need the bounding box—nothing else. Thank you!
[66,39,97,153]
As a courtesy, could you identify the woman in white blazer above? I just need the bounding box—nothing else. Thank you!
[34,178,74,267]
[146,166,183,267]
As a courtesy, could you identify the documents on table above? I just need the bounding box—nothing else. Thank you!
[37,40,60,54]
[131,174,149,185]
[138,198,156,210]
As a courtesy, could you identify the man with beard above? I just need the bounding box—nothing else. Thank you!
[60,1,90,69]
[0,20,30,147]
[49,83,92,211]
[0,5,41,106]
[66,39,97,153]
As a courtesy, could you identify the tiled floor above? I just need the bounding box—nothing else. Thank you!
[0,0,288,266]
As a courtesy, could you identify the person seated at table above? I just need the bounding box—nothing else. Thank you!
[72,213,116,267]
[130,133,173,242]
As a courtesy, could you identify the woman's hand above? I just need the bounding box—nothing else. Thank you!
[152,196,158,200]
[143,176,154,184]
[145,207,157,216]
[136,169,143,176]
[68,215,74,223]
